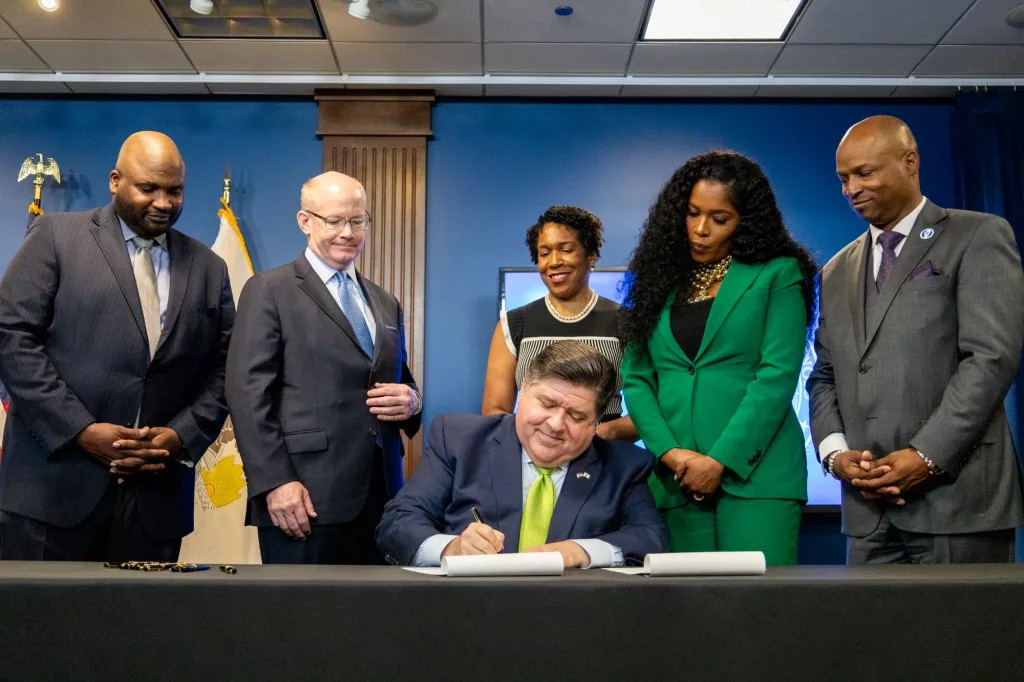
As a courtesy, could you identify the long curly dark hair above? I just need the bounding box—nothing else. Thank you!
[619,150,819,347]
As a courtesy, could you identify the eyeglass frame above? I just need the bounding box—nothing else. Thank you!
[303,209,372,233]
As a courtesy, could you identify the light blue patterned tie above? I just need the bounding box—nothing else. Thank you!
[335,272,383,448]
[335,271,374,358]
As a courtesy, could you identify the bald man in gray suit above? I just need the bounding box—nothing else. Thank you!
[809,116,1024,564]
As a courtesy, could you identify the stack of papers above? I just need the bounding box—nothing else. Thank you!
[604,551,766,576]
[402,552,564,577]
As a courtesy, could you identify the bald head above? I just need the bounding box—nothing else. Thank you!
[110,131,186,238]
[836,116,923,230]
[298,171,369,270]
[300,171,365,214]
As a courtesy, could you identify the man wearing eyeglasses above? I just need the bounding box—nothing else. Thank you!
[226,171,421,564]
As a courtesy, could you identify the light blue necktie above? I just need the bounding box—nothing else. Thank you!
[335,272,383,448]
[335,271,374,358]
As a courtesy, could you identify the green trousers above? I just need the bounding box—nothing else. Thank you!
[661,495,802,566]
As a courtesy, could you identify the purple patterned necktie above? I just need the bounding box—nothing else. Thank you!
[875,230,905,291]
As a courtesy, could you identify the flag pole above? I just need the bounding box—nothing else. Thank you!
[222,164,231,208]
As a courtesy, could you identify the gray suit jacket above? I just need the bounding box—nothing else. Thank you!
[0,204,234,540]
[808,200,1024,537]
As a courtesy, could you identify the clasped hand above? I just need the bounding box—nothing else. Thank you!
[76,423,182,481]
[366,382,418,422]
[662,448,724,495]
[836,448,932,505]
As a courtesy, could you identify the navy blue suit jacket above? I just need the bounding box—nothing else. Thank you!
[376,413,666,566]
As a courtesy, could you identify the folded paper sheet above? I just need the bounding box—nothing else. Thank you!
[401,552,565,577]
[603,551,766,576]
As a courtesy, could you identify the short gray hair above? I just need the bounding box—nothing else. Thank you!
[522,340,616,418]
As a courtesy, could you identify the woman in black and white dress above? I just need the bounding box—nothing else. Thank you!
[482,205,638,441]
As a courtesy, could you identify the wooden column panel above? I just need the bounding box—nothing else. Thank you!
[317,91,432,478]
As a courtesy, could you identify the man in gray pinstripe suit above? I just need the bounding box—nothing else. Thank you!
[809,116,1024,563]
[0,131,234,562]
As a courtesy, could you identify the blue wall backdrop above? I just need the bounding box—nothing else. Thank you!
[0,99,322,275]
[0,97,961,562]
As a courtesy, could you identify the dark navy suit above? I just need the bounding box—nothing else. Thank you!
[376,413,667,566]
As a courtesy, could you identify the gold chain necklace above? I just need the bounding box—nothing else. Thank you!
[688,256,732,304]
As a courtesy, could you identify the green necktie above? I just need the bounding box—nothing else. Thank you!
[519,465,557,551]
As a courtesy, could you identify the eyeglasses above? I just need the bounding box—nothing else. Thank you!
[304,209,372,233]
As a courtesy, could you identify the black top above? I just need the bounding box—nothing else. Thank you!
[670,296,713,360]
[501,295,623,418]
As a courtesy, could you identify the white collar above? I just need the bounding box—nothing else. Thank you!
[304,246,359,285]
[869,196,927,246]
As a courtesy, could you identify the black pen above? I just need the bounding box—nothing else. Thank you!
[471,506,483,524]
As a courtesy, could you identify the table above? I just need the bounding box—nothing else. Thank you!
[0,562,1021,681]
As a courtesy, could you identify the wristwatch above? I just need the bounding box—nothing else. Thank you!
[914,449,942,476]
[824,450,842,479]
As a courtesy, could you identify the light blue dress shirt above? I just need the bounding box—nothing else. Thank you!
[412,448,624,567]
[304,247,377,342]
[121,219,169,326]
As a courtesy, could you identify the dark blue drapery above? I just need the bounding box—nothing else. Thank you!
[951,91,1024,558]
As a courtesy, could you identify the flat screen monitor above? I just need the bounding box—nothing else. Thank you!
[500,267,839,507]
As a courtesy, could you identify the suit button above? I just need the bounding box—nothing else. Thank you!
[688,367,696,376]
[747,458,756,465]
[859,365,868,374]
[368,428,376,436]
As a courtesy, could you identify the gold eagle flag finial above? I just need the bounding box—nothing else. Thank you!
[17,153,61,208]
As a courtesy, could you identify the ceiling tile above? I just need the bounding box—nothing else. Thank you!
[334,42,480,74]
[0,0,175,40]
[755,84,898,98]
[484,0,648,43]
[620,84,761,97]
[788,0,976,44]
[485,43,630,74]
[913,45,1024,75]
[942,0,1024,45]
[67,81,211,95]
[890,85,958,98]
[27,40,194,72]
[320,0,480,42]
[628,42,782,75]
[0,39,50,71]
[485,84,622,97]
[771,44,931,76]
[0,17,17,39]
[180,39,338,73]
[0,79,71,93]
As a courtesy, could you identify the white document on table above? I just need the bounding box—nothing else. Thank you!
[401,552,565,577]
[603,551,766,576]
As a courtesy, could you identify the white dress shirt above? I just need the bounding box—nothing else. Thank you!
[304,247,377,342]
[412,448,624,568]
[121,219,169,326]
[817,196,928,462]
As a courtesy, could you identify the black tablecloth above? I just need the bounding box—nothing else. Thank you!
[0,562,1021,681]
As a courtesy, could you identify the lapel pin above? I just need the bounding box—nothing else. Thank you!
[576,472,590,479]
[920,228,935,240]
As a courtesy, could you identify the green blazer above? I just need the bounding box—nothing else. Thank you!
[622,257,809,509]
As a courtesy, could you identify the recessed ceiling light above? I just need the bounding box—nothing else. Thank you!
[37,0,59,12]
[643,0,803,41]
[190,0,214,15]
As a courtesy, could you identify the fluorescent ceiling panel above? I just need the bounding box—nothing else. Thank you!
[643,0,803,41]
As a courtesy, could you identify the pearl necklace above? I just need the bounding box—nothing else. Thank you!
[546,289,597,323]
[688,256,732,304]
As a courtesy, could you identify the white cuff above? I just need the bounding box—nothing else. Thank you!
[411,534,458,567]
[817,432,849,463]
[573,539,624,569]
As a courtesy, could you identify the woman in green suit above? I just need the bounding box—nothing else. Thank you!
[621,151,818,565]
